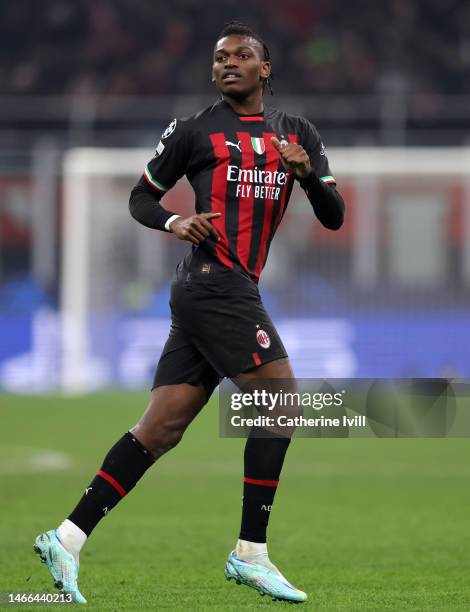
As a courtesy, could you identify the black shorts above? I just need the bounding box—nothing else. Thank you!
[153,261,288,399]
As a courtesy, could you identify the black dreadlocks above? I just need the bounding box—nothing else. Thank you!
[216,21,274,95]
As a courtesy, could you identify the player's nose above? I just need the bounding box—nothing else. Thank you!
[224,55,239,68]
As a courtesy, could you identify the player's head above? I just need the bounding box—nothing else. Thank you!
[212,21,273,99]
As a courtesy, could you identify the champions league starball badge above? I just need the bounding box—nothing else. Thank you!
[161,118,177,139]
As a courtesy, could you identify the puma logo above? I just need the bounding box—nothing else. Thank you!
[226,140,241,152]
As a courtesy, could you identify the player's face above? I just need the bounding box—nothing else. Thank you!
[212,35,270,98]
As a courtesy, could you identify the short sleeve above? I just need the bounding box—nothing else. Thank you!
[300,118,336,186]
[143,118,192,194]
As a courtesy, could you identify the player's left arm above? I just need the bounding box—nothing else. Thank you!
[271,120,344,230]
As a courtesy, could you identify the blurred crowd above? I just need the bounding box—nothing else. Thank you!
[1,0,468,98]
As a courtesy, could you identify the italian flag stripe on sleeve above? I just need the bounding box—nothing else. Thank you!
[320,175,336,184]
[144,165,169,192]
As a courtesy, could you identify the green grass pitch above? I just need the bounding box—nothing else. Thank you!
[1,392,470,611]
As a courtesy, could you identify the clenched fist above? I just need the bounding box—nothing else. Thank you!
[170,212,221,245]
[271,137,312,179]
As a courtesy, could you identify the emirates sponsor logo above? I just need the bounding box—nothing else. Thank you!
[256,329,271,349]
[227,165,287,186]
[227,165,287,200]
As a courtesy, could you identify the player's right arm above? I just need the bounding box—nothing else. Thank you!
[129,118,220,244]
[129,118,188,231]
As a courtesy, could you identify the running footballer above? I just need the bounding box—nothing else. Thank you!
[34,21,344,604]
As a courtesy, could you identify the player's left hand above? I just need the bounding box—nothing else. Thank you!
[271,137,312,179]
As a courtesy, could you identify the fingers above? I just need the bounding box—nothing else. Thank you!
[271,136,290,152]
[189,223,209,243]
[177,225,202,245]
[176,214,221,244]
[201,212,222,221]
[198,217,220,241]
[199,212,221,241]
[271,137,307,162]
[280,145,309,166]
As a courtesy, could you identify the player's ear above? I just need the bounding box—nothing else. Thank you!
[260,61,271,80]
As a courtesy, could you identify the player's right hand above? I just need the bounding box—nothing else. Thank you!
[169,212,221,244]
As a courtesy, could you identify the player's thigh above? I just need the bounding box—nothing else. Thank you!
[174,268,288,378]
[131,321,219,450]
[153,318,219,401]
[232,358,300,438]
[233,356,298,413]
[234,356,295,381]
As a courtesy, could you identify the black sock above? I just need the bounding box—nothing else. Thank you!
[68,432,155,536]
[239,433,291,543]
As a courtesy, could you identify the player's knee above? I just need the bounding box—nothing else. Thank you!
[157,422,184,450]
[131,420,184,458]
[142,416,185,457]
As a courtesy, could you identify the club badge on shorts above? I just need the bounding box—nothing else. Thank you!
[256,328,271,349]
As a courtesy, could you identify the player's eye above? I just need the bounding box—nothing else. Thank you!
[215,56,225,62]
[239,53,249,59]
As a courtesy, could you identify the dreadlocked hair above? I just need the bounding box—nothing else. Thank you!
[217,21,274,95]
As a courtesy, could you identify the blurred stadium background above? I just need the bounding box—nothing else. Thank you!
[2,4,470,610]
[1,0,470,391]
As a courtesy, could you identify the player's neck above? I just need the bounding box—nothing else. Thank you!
[222,93,263,116]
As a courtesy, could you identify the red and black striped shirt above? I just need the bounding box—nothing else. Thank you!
[133,99,337,283]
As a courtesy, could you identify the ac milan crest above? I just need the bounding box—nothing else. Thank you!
[256,329,271,349]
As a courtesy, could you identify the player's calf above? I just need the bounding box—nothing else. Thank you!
[34,383,208,602]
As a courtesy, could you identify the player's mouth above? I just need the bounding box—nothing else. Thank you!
[222,72,242,82]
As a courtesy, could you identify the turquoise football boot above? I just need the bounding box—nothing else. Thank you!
[225,550,307,603]
[34,530,87,604]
